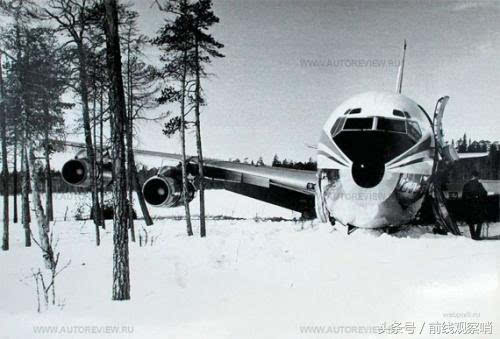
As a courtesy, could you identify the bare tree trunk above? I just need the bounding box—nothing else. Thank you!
[43,107,54,222]
[132,160,152,225]
[27,145,53,270]
[193,43,206,237]
[13,127,18,223]
[14,5,30,241]
[21,146,31,247]
[99,91,105,229]
[104,0,130,300]
[92,84,100,246]
[125,33,135,242]
[180,51,193,236]
[11,18,21,225]
[24,150,31,223]
[77,45,101,229]
[125,36,152,229]
[125,109,135,242]
[0,53,9,251]
[126,168,135,241]
[108,89,115,153]
[25,147,31,224]
[44,140,54,222]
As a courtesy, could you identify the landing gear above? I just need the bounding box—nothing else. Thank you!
[329,216,336,226]
[385,226,403,234]
[432,226,448,235]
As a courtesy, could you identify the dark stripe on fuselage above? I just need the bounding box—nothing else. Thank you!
[319,130,350,164]
[386,134,433,166]
[317,150,349,167]
[390,157,426,169]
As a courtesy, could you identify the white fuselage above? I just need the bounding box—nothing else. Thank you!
[316,91,435,228]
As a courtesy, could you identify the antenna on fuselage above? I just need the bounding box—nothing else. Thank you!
[395,39,407,94]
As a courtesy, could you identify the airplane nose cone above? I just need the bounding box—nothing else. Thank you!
[351,160,385,188]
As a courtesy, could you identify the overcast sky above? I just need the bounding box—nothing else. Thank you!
[60,0,500,165]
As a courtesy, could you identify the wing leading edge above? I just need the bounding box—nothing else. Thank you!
[61,141,317,216]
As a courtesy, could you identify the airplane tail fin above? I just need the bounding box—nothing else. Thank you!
[395,39,407,94]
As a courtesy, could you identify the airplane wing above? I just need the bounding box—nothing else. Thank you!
[186,158,317,216]
[456,152,489,159]
[443,180,500,222]
[61,141,317,216]
[444,180,500,198]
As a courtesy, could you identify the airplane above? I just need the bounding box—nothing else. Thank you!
[60,41,498,235]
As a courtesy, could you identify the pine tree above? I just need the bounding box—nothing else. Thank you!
[1,14,70,246]
[45,0,102,228]
[103,0,130,301]
[272,154,281,167]
[0,0,33,247]
[121,6,158,231]
[458,133,467,153]
[152,0,197,237]
[190,0,224,237]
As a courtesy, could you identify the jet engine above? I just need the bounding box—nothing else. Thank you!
[142,168,195,208]
[61,158,112,188]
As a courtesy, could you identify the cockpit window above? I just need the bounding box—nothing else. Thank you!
[393,109,412,119]
[392,109,405,118]
[343,118,373,130]
[330,117,345,137]
[376,118,406,133]
[332,115,422,142]
[343,108,362,115]
[407,120,422,141]
[333,115,422,165]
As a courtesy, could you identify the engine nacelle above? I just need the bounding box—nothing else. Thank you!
[142,173,195,208]
[61,158,112,188]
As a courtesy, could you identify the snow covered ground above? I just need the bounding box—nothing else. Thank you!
[0,190,499,339]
